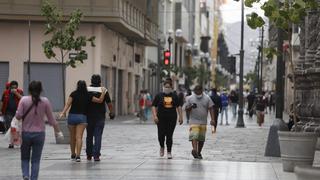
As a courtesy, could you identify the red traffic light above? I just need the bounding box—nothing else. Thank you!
[164,51,171,58]
[164,50,171,65]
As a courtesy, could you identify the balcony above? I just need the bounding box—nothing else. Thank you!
[0,0,158,45]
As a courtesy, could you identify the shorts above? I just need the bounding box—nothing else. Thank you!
[189,124,207,142]
[67,113,87,125]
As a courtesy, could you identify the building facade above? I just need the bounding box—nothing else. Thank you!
[0,0,158,116]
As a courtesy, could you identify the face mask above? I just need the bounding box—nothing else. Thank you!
[163,87,172,94]
[196,94,203,99]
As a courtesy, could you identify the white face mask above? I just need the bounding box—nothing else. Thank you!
[163,87,172,94]
[196,94,203,99]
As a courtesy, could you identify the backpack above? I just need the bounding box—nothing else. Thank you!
[221,94,228,107]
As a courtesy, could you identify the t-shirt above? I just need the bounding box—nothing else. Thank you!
[152,92,180,118]
[7,93,17,114]
[69,91,91,115]
[87,86,112,120]
[184,94,214,125]
[15,96,57,132]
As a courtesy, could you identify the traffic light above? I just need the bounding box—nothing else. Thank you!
[164,50,171,66]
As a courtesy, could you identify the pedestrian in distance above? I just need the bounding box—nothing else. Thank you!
[229,90,239,117]
[210,88,221,132]
[144,90,153,121]
[0,80,24,148]
[15,81,64,180]
[86,75,115,162]
[269,90,276,113]
[59,80,107,162]
[255,92,267,127]
[184,85,215,159]
[247,91,256,118]
[220,89,229,125]
[138,90,147,122]
[152,80,183,159]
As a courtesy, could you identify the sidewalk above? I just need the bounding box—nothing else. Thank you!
[0,111,303,179]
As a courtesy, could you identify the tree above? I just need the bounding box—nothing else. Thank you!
[245,0,319,130]
[41,0,95,103]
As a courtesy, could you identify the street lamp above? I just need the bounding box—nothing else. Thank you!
[235,0,245,128]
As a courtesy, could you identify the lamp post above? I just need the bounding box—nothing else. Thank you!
[236,0,245,128]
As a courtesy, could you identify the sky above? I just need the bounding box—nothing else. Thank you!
[220,0,266,24]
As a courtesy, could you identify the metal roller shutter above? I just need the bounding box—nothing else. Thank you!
[24,63,63,111]
[0,62,9,92]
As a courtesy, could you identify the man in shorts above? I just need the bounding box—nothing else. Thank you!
[184,85,215,159]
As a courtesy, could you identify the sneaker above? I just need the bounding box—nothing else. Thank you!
[191,150,198,159]
[226,122,230,126]
[167,152,172,159]
[160,147,164,157]
[76,156,81,162]
[219,122,223,125]
[94,156,100,162]
[87,155,92,161]
[198,153,203,159]
[71,154,76,161]
[8,144,14,149]
[23,176,29,180]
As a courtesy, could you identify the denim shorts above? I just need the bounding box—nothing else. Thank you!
[67,113,87,125]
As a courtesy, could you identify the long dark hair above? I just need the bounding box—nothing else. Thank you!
[76,80,88,94]
[28,81,43,106]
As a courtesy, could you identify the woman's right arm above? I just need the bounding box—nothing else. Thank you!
[59,97,73,118]
[92,87,107,103]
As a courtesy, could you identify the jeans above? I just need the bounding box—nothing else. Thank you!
[21,132,45,180]
[220,106,228,124]
[86,119,105,157]
[231,103,238,116]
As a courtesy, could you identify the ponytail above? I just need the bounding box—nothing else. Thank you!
[28,81,43,106]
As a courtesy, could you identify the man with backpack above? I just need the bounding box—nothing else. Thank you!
[220,89,229,125]
[210,88,221,132]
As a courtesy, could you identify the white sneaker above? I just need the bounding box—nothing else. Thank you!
[167,152,172,159]
[160,148,164,157]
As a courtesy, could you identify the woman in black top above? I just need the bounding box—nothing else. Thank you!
[60,80,106,162]
[152,81,183,159]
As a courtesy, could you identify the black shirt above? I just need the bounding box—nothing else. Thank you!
[152,92,180,118]
[87,87,112,120]
[69,91,91,115]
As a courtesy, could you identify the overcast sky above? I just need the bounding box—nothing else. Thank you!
[220,0,266,24]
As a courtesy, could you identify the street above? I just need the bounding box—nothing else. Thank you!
[0,111,301,180]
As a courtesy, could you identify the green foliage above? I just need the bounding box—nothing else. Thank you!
[41,0,95,68]
[264,47,279,59]
[245,0,319,30]
[197,63,211,86]
[183,66,198,87]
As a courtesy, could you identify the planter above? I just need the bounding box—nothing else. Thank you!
[55,118,70,144]
[278,131,318,172]
[295,165,320,180]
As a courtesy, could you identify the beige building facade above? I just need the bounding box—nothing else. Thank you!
[0,0,158,115]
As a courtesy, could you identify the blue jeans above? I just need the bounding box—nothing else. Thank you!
[21,132,45,180]
[231,103,238,116]
[220,106,228,124]
[86,120,105,157]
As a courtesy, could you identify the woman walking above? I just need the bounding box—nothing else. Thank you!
[152,81,183,159]
[15,81,63,180]
[60,80,106,162]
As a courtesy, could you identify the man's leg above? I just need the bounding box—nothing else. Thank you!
[225,107,229,125]
[93,120,105,160]
[86,121,95,159]
[198,141,204,154]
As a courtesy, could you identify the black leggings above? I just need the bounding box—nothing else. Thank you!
[157,117,177,152]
